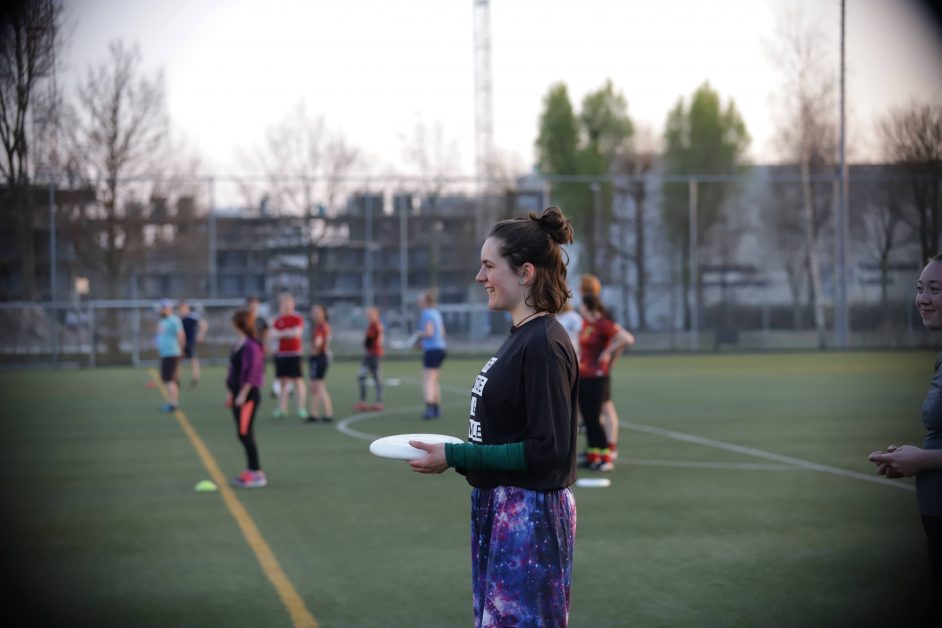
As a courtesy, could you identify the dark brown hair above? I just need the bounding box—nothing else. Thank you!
[232,308,257,340]
[489,206,574,314]
[312,304,329,322]
[582,294,613,321]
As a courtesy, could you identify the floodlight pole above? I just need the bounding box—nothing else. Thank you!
[835,0,849,348]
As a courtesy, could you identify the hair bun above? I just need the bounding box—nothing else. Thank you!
[531,206,574,245]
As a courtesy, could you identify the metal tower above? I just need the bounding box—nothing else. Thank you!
[473,0,494,190]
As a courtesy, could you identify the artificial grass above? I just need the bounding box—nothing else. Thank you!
[0,350,935,627]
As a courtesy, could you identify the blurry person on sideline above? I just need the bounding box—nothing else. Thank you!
[416,290,447,420]
[247,296,270,346]
[247,296,279,398]
[556,301,583,352]
[271,293,307,420]
[179,300,208,387]
[226,308,267,488]
[409,206,579,627]
[306,304,334,423]
[580,273,632,460]
[354,306,384,412]
[155,299,185,412]
[577,293,634,472]
[869,253,942,616]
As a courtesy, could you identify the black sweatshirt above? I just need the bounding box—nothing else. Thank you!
[462,314,579,491]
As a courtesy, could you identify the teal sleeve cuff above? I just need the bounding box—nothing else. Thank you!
[444,442,527,472]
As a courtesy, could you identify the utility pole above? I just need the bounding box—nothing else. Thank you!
[473,0,494,237]
[835,0,849,348]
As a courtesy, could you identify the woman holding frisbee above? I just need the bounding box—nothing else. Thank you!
[869,253,942,612]
[416,290,447,419]
[226,308,267,488]
[306,304,334,423]
[410,206,579,628]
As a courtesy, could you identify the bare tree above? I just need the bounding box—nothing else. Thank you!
[149,134,207,297]
[62,40,169,300]
[239,102,361,303]
[763,180,808,330]
[400,119,461,202]
[399,120,461,291]
[768,7,838,348]
[879,101,942,263]
[614,125,659,330]
[0,0,65,299]
[854,177,911,327]
[256,102,324,216]
[241,102,361,216]
[322,130,360,215]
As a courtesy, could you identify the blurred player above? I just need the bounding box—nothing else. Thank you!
[555,300,583,352]
[577,293,634,471]
[178,300,207,387]
[580,273,632,459]
[416,290,446,420]
[306,304,334,423]
[869,253,942,613]
[354,306,384,411]
[226,308,267,488]
[247,296,269,347]
[155,298,185,412]
[271,293,307,420]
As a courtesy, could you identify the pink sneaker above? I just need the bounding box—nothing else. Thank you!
[353,401,369,411]
[369,402,384,411]
[231,470,267,488]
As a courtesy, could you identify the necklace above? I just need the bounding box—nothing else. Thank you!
[512,310,543,330]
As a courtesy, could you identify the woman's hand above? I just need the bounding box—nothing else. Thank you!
[235,393,247,407]
[225,393,233,409]
[868,445,925,478]
[598,351,611,368]
[869,445,904,478]
[408,441,449,474]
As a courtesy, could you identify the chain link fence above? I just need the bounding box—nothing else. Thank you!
[1,167,937,366]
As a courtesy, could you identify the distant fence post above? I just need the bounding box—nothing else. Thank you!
[88,303,96,368]
[208,177,217,299]
[689,177,699,351]
[131,276,141,366]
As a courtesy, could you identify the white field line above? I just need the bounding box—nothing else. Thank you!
[336,406,421,441]
[341,375,913,490]
[619,420,915,492]
[618,458,800,471]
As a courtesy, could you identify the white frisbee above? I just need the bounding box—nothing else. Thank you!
[369,433,465,460]
[575,478,612,488]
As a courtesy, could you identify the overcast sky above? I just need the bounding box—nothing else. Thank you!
[61,0,942,177]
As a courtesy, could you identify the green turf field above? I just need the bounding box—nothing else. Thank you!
[0,350,936,627]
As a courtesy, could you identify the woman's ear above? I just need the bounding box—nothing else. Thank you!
[520,262,536,285]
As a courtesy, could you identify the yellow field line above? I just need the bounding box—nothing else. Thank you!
[149,369,318,628]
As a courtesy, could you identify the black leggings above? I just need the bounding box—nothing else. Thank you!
[578,376,609,450]
[923,515,942,605]
[231,387,261,471]
[358,355,383,402]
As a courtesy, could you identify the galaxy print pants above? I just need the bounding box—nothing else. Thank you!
[470,486,577,628]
